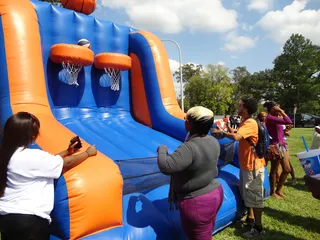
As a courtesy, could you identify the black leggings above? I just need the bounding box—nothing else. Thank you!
[0,214,49,240]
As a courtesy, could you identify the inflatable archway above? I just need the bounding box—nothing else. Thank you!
[0,1,270,239]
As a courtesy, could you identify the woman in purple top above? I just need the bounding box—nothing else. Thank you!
[264,102,292,199]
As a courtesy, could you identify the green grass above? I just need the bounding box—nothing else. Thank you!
[214,128,320,240]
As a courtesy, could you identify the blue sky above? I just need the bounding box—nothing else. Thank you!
[93,0,320,93]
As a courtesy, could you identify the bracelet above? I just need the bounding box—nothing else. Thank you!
[85,151,89,157]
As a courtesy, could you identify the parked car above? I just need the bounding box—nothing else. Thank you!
[288,113,317,128]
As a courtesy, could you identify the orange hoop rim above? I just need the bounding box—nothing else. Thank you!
[61,0,96,15]
[50,44,94,66]
[94,53,131,71]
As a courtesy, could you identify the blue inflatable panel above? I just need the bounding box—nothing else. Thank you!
[50,177,70,239]
[82,179,237,240]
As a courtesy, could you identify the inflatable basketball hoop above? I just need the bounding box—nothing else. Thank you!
[94,53,131,91]
[50,44,94,86]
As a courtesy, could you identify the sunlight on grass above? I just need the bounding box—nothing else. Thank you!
[214,128,320,239]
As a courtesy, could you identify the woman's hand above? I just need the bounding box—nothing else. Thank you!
[86,145,97,157]
[286,124,293,131]
[272,106,281,112]
[273,106,286,116]
[62,145,97,170]
[273,106,285,113]
[157,145,168,154]
[211,128,224,139]
[67,141,79,155]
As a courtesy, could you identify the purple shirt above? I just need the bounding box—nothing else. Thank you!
[266,115,292,146]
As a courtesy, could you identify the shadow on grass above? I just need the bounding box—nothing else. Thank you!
[288,182,308,192]
[286,178,308,192]
[216,222,306,240]
[261,228,305,240]
[264,207,320,234]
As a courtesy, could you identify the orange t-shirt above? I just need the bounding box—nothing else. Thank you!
[237,118,265,171]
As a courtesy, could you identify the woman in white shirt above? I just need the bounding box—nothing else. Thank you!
[0,112,97,240]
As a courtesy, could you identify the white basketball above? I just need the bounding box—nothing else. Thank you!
[77,39,90,49]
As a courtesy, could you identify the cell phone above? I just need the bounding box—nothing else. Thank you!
[70,136,82,149]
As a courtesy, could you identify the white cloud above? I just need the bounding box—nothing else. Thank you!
[224,31,258,52]
[248,0,273,12]
[258,0,320,45]
[217,61,226,66]
[100,0,238,34]
[169,59,181,74]
[168,59,182,96]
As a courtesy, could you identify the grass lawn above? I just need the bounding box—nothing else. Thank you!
[214,128,320,240]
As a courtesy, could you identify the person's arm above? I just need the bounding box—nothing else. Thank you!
[57,149,71,158]
[221,131,243,141]
[57,138,81,158]
[63,145,97,171]
[226,123,236,133]
[157,144,193,175]
[212,128,243,141]
[212,119,254,141]
[268,107,292,124]
[267,114,292,124]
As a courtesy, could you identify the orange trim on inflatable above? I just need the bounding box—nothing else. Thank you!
[0,1,122,239]
[136,31,186,120]
[50,44,94,66]
[130,53,152,128]
[95,53,131,70]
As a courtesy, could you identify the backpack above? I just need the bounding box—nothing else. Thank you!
[246,119,268,159]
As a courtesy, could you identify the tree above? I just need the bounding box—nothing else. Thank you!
[40,0,61,6]
[184,64,233,114]
[230,66,251,114]
[273,34,320,113]
[251,69,277,101]
[229,66,277,114]
[174,63,203,83]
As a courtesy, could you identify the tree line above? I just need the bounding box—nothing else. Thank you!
[174,34,320,115]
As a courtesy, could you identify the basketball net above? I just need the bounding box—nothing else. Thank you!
[62,62,83,86]
[104,68,121,91]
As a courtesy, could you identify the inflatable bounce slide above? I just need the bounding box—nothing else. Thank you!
[0,0,270,239]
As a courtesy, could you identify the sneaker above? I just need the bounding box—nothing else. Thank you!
[243,226,265,238]
[292,179,298,186]
[240,217,255,227]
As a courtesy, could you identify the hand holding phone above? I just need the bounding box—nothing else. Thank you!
[69,136,82,150]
